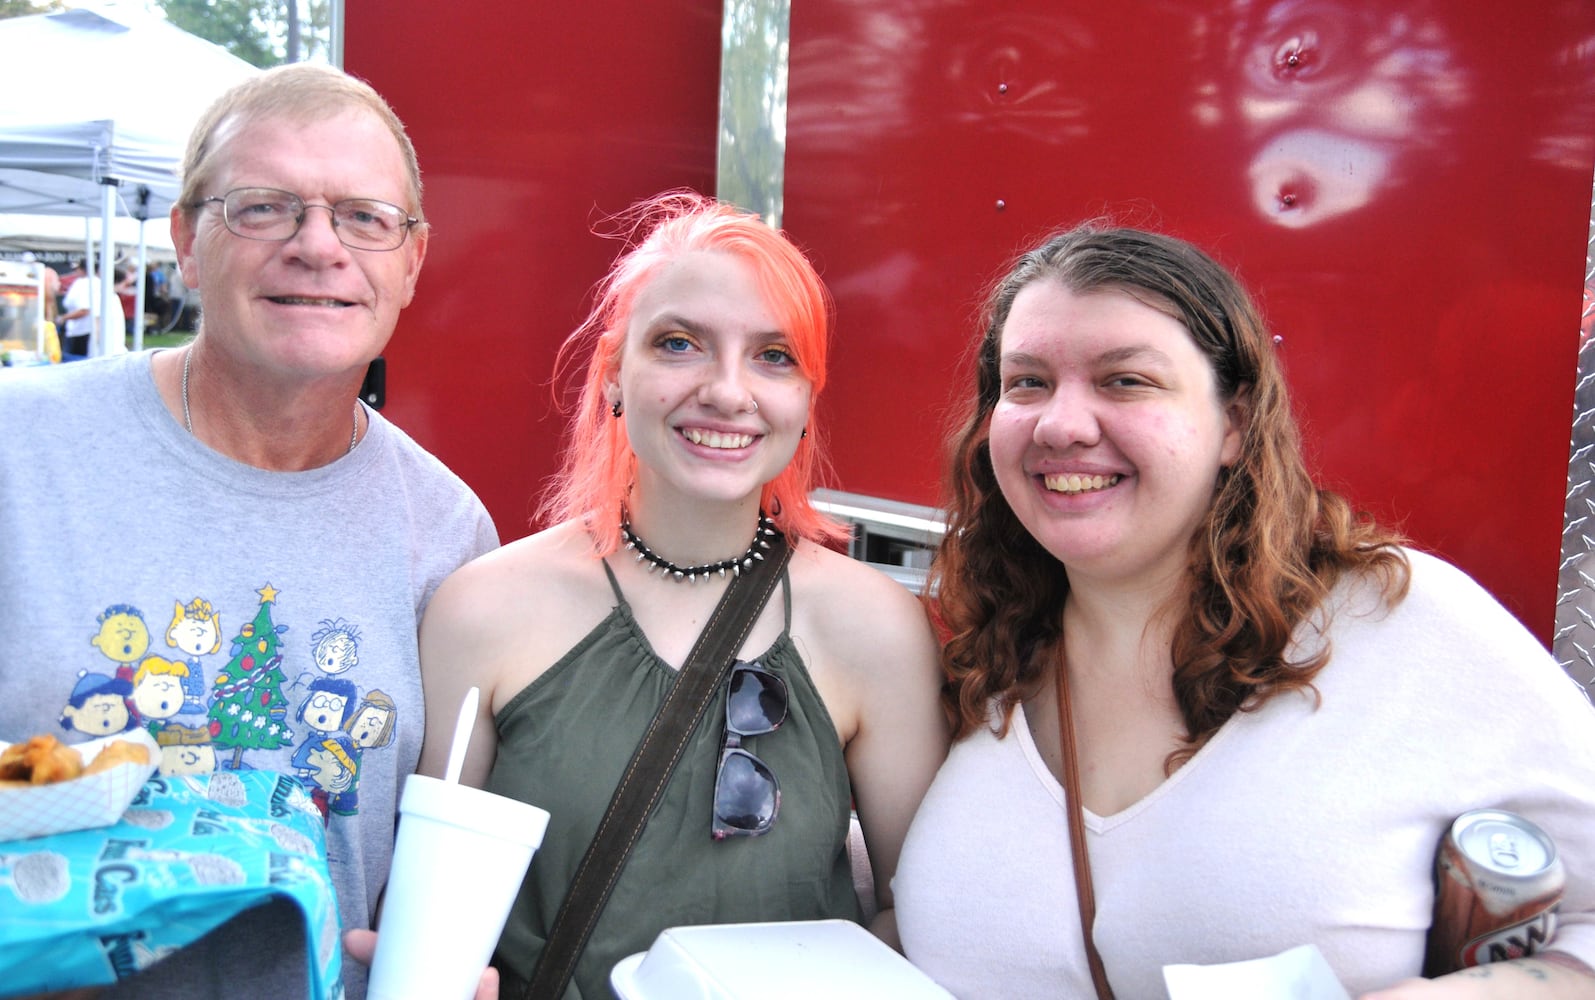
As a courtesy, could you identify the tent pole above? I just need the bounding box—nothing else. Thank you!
[30,257,46,358]
[79,218,96,358]
[132,185,150,352]
[98,179,122,357]
[134,224,148,352]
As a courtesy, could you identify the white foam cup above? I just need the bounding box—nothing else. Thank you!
[366,774,550,1000]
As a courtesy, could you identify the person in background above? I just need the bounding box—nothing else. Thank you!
[57,257,83,297]
[28,253,61,330]
[0,63,497,999]
[892,223,1595,999]
[414,191,950,998]
[57,257,96,356]
[114,265,138,340]
[146,262,170,331]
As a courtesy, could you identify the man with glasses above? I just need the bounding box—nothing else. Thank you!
[0,64,497,999]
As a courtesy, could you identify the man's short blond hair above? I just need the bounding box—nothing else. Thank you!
[177,63,424,222]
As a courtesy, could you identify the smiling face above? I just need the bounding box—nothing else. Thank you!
[171,108,426,386]
[988,282,1245,591]
[610,251,812,510]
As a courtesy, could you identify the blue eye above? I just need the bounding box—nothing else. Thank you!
[336,200,402,233]
[758,347,796,366]
[661,335,693,352]
[239,199,288,217]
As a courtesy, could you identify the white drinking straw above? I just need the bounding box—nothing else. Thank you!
[443,686,480,784]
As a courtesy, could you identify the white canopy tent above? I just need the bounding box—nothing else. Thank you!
[0,213,177,258]
[0,5,258,354]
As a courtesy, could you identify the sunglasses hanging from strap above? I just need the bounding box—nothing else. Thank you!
[522,530,793,1000]
[713,660,788,839]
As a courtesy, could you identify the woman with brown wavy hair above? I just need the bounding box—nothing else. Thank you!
[893,224,1595,999]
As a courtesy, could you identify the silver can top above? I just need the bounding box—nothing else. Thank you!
[1453,809,1557,877]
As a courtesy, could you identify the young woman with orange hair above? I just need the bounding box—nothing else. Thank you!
[893,224,1595,999]
[415,192,947,997]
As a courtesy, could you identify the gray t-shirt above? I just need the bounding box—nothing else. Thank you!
[0,351,499,998]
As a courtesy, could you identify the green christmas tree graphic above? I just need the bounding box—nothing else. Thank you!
[208,583,295,769]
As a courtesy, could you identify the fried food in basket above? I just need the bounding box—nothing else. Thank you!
[0,735,85,785]
[83,738,152,775]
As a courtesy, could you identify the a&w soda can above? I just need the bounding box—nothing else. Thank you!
[1422,809,1564,977]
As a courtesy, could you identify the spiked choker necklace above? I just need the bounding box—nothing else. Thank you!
[620,510,777,583]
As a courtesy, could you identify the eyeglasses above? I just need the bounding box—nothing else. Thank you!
[712,660,787,840]
[198,187,419,252]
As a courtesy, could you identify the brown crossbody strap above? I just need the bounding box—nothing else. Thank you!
[1056,654,1115,1000]
[522,531,793,999]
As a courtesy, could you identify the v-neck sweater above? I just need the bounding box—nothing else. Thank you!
[895,548,1595,998]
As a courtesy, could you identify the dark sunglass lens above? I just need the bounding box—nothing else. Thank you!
[713,749,778,837]
[727,666,787,735]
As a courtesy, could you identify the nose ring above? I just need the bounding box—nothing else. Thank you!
[747,399,759,414]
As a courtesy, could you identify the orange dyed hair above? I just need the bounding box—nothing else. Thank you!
[539,191,847,553]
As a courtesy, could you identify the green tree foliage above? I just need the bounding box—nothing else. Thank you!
[156,0,332,68]
[158,0,278,67]
[0,0,329,63]
[0,0,65,19]
[718,0,790,226]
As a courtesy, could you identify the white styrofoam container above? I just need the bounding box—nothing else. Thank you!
[0,730,160,841]
[610,918,954,999]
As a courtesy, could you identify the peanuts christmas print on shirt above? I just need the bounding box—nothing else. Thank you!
[55,582,398,826]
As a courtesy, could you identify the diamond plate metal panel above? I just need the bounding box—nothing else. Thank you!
[1554,169,1595,695]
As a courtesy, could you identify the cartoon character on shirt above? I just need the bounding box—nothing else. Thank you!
[59,670,136,735]
[292,618,363,694]
[310,619,361,675]
[90,604,151,682]
[129,656,189,735]
[346,690,397,753]
[155,722,217,776]
[165,598,222,716]
[292,677,360,817]
[291,734,360,819]
[344,689,397,793]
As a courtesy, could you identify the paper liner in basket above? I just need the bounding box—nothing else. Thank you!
[0,730,160,841]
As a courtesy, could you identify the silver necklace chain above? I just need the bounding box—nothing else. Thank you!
[181,345,359,455]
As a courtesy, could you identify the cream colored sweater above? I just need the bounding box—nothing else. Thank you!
[895,549,1595,998]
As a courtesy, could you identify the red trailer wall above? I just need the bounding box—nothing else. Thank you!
[345,0,722,535]
[348,1,1595,643]
[784,1,1595,642]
